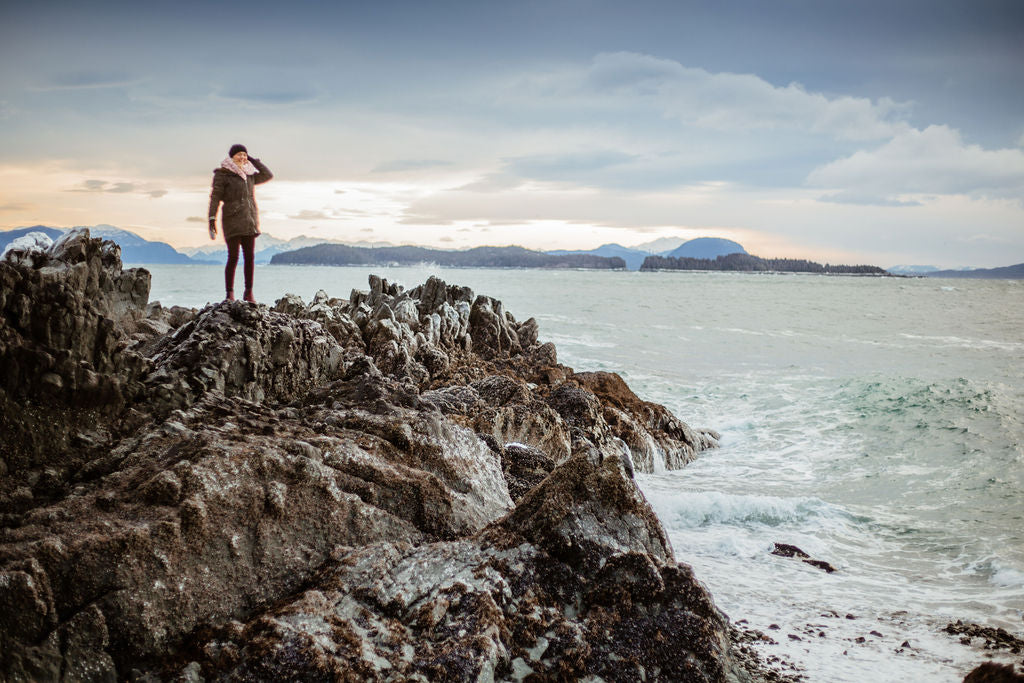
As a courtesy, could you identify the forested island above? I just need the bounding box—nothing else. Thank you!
[271,244,625,269]
[641,252,888,275]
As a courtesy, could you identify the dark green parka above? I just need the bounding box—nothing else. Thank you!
[208,157,273,241]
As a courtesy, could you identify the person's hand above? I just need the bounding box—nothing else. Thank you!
[209,222,217,240]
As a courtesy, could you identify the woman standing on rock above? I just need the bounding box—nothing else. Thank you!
[208,144,273,303]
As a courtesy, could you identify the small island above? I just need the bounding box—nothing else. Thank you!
[641,252,888,275]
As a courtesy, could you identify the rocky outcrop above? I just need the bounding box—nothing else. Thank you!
[0,230,747,681]
[184,452,742,682]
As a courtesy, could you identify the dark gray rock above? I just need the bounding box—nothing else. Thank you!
[0,241,745,681]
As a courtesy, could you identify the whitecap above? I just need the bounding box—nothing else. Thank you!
[543,332,617,349]
[989,563,1024,588]
[643,489,840,528]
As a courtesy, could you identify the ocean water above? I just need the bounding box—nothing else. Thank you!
[146,264,1024,681]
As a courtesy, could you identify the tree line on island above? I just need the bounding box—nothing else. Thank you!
[641,252,888,274]
[272,242,888,274]
[270,244,626,269]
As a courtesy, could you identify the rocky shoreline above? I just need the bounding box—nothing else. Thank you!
[0,229,787,681]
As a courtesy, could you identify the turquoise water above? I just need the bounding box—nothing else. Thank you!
[146,265,1024,680]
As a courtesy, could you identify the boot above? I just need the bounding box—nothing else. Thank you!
[225,290,235,301]
[243,289,256,303]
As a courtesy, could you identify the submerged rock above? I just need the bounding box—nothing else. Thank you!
[771,542,837,573]
[0,231,751,681]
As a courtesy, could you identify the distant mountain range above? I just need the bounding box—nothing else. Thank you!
[663,237,747,260]
[886,265,941,276]
[546,244,650,270]
[4,226,1019,278]
[1,226,365,266]
[271,244,625,269]
[924,263,1024,279]
[887,263,1024,279]
[547,237,748,271]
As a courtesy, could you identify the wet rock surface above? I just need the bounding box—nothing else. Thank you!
[944,621,1024,654]
[962,662,1024,682]
[771,543,838,573]
[0,230,763,681]
[946,619,1024,678]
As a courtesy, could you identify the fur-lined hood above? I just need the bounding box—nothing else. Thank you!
[218,157,259,180]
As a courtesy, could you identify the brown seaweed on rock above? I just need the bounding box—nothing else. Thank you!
[0,228,760,681]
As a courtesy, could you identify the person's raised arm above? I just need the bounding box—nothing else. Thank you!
[249,156,273,184]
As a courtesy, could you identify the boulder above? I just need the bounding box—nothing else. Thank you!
[180,451,750,682]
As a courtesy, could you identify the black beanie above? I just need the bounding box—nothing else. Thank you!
[228,144,248,157]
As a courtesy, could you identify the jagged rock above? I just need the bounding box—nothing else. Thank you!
[469,294,523,359]
[500,442,557,503]
[945,621,1024,653]
[1,231,54,266]
[181,452,749,682]
[576,371,720,469]
[0,240,745,681]
[0,228,151,405]
[144,300,345,408]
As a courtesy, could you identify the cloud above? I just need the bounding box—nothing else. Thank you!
[807,125,1024,202]
[372,159,454,173]
[219,88,318,105]
[504,150,636,182]
[454,52,916,191]
[816,192,921,208]
[0,202,32,212]
[510,52,910,142]
[78,179,108,192]
[186,216,206,223]
[288,209,342,220]
[455,173,525,193]
[398,214,454,226]
[66,179,169,199]
[37,70,140,91]
[216,75,319,105]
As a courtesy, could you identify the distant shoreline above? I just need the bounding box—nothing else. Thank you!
[142,262,911,277]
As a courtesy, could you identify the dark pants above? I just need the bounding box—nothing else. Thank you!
[225,235,256,294]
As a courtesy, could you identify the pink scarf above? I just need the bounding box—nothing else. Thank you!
[220,157,257,180]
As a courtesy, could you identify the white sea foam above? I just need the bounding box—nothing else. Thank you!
[974,559,1024,588]
[542,332,617,349]
[899,333,1023,352]
[991,565,1024,588]
[642,488,839,529]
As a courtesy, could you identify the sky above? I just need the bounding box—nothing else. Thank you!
[1,0,1022,268]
